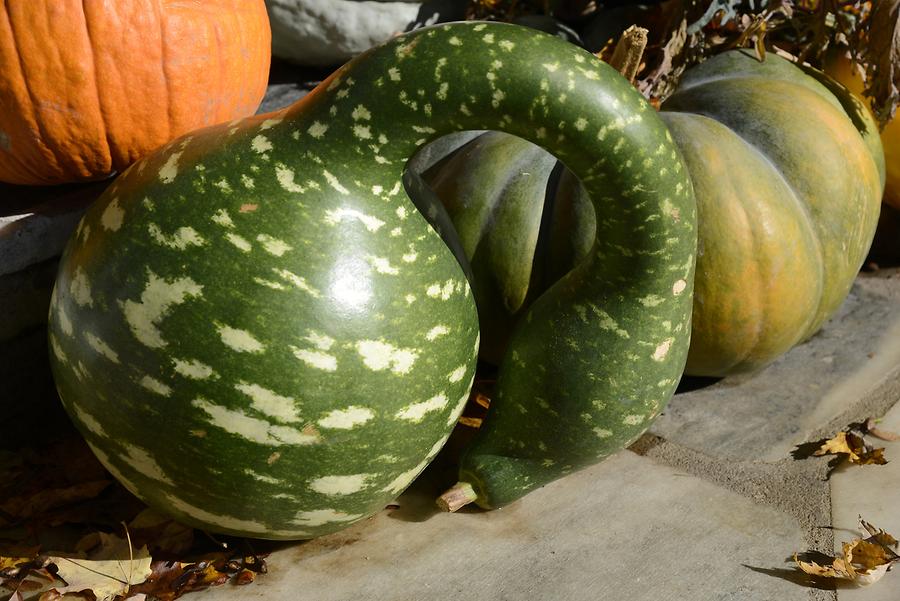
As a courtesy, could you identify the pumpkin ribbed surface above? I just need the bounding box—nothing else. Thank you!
[419,50,883,378]
[0,1,271,186]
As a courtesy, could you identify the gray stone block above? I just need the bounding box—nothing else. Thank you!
[208,451,809,601]
[266,0,466,67]
[0,181,107,276]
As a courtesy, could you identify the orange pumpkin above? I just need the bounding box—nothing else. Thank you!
[828,54,900,210]
[0,1,271,186]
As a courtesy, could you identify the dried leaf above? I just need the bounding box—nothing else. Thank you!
[812,430,887,465]
[862,0,900,124]
[861,517,899,548]
[0,481,111,521]
[793,518,899,586]
[48,533,152,601]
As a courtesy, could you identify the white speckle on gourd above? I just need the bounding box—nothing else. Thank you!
[594,427,613,438]
[121,272,203,348]
[322,170,350,194]
[290,347,338,372]
[372,185,384,195]
[243,469,284,485]
[100,198,124,231]
[673,279,687,295]
[251,135,273,154]
[448,365,467,383]
[309,474,372,496]
[172,358,217,380]
[318,406,375,430]
[57,305,74,336]
[449,36,462,46]
[388,67,401,81]
[256,234,292,257]
[292,509,363,526]
[275,164,306,193]
[49,334,68,364]
[259,117,283,130]
[405,294,416,304]
[165,493,281,535]
[425,325,450,341]
[253,278,287,290]
[395,394,449,422]
[365,255,400,275]
[211,209,234,228]
[447,384,473,426]
[652,338,674,362]
[624,415,645,425]
[72,404,107,438]
[353,125,372,140]
[217,325,265,353]
[401,252,417,263]
[308,122,329,138]
[158,151,183,184]
[305,331,335,351]
[273,268,321,297]
[120,443,175,485]
[351,105,371,120]
[139,375,171,396]
[356,339,418,375]
[241,174,255,189]
[235,381,302,422]
[70,268,94,307]
[192,397,319,446]
[324,208,385,232]
[225,233,252,252]
[214,178,234,192]
[640,295,664,307]
[499,40,515,51]
[148,223,205,250]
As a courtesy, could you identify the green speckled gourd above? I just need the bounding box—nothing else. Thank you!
[47,21,696,537]
[420,49,883,379]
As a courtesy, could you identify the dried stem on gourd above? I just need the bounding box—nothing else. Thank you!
[436,481,478,512]
[607,25,649,84]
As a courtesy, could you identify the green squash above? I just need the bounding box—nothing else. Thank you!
[419,49,884,378]
[48,21,696,537]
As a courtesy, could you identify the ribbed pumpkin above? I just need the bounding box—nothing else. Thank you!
[0,1,271,186]
[419,50,884,376]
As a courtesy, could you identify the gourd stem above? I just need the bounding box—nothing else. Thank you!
[436,481,478,512]
[608,25,648,84]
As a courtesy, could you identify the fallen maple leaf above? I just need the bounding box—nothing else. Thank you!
[794,517,899,586]
[813,430,887,465]
[48,532,152,601]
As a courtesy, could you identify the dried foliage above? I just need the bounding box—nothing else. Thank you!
[465,0,900,124]
[0,435,269,601]
[794,517,899,585]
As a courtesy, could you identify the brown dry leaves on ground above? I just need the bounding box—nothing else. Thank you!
[795,518,899,585]
[807,417,898,465]
[0,436,269,601]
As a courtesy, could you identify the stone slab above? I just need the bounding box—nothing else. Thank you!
[831,401,900,599]
[0,181,107,276]
[209,451,807,601]
[651,271,900,463]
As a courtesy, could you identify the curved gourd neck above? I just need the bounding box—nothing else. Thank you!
[277,22,693,289]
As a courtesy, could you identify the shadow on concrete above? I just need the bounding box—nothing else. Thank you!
[742,562,849,591]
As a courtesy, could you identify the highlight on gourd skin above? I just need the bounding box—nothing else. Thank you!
[44,21,695,539]
[0,2,879,543]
